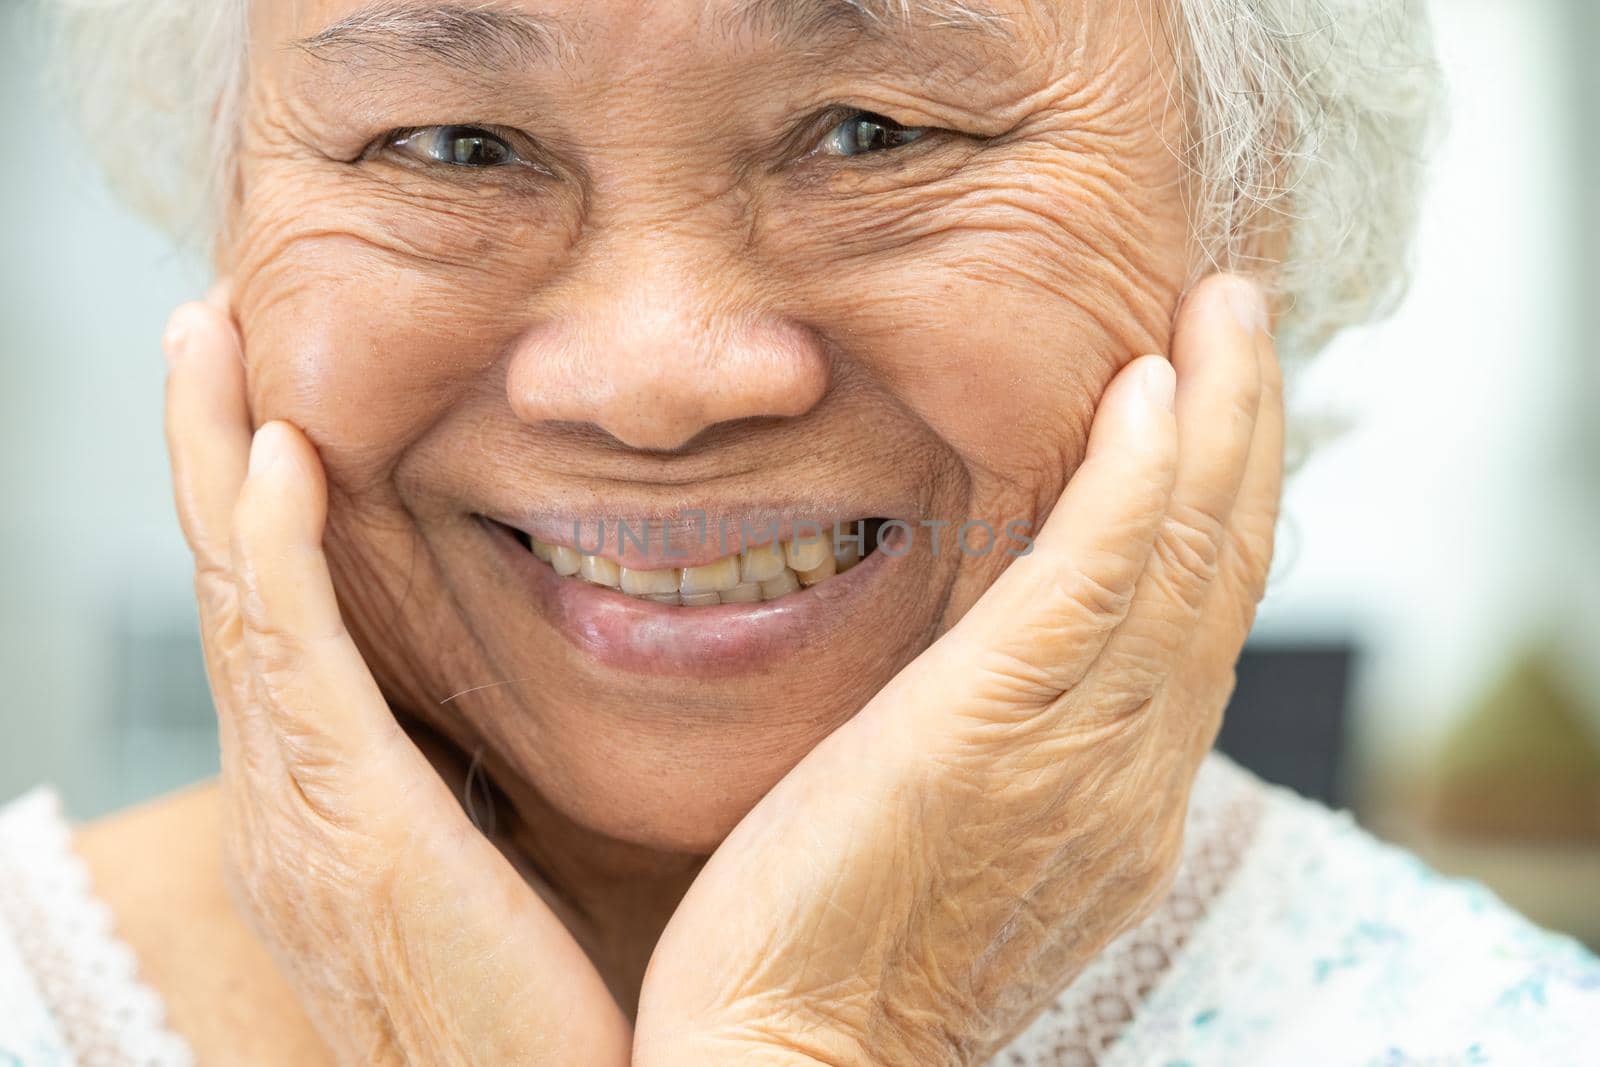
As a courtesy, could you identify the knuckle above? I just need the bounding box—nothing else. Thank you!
[1087,679,1158,726]
[1225,524,1276,607]
[234,639,350,816]
[1169,497,1229,561]
[192,566,237,619]
[968,647,1082,708]
[247,618,306,679]
[1152,503,1225,606]
[278,738,358,825]
[232,557,278,635]
[1051,554,1138,631]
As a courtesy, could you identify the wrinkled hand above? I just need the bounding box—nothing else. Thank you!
[634,272,1283,1067]
[162,290,631,1067]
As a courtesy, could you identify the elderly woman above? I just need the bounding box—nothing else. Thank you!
[2,0,1597,1063]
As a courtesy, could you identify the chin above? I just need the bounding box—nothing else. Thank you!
[490,512,970,854]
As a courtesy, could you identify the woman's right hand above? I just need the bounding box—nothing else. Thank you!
[161,289,631,1067]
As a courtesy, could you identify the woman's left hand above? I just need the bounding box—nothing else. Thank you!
[633,272,1284,1066]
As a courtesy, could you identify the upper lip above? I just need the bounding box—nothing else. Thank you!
[480,505,902,570]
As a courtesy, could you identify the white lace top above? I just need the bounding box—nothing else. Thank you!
[0,788,193,1067]
[2,755,1596,1066]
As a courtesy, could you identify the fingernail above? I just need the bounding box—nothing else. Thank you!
[204,280,231,312]
[248,423,286,477]
[161,306,197,368]
[1142,356,1176,412]
[1227,276,1268,334]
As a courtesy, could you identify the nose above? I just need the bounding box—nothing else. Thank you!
[506,258,830,452]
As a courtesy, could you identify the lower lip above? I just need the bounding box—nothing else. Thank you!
[479,518,894,678]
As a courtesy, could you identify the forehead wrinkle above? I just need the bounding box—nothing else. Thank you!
[292,1,574,71]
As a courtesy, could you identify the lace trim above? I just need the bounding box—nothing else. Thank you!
[0,787,196,1067]
[992,752,1267,1065]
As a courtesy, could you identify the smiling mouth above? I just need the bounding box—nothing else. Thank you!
[500,519,890,606]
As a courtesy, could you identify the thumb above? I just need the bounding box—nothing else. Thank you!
[882,353,1177,722]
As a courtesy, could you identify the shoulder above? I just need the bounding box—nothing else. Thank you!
[0,782,335,1067]
[998,755,1600,1066]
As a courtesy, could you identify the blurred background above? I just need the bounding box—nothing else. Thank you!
[2,0,1597,946]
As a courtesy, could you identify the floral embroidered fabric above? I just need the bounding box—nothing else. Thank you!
[998,755,1600,1065]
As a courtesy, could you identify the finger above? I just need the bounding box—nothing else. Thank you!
[1085,273,1266,691]
[227,427,632,1063]
[229,421,429,824]
[163,298,257,768]
[163,299,250,579]
[1148,273,1265,614]
[1203,295,1286,662]
[1167,307,1286,767]
[928,352,1180,707]
[1215,294,1286,633]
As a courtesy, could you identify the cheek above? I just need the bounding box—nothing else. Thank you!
[229,165,576,493]
[768,133,1190,518]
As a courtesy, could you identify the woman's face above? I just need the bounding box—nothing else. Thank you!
[229,0,1192,853]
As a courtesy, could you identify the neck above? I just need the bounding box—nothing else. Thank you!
[501,778,705,1018]
[409,717,705,1018]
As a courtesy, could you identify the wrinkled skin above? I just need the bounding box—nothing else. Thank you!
[232,0,1188,851]
[162,0,1286,1061]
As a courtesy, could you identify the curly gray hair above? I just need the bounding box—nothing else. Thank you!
[46,0,1444,374]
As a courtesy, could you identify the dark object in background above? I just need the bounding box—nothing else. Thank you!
[1216,642,1355,809]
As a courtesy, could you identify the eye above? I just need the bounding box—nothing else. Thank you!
[815,110,931,158]
[387,125,521,167]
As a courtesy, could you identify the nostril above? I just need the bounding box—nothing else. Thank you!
[595,408,723,454]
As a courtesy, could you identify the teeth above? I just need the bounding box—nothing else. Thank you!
[759,569,802,600]
[784,535,831,573]
[719,582,762,604]
[680,556,742,595]
[580,555,622,588]
[740,543,787,583]
[620,567,680,596]
[797,555,837,587]
[525,524,875,606]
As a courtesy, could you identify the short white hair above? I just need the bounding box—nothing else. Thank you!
[45,0,1444,371]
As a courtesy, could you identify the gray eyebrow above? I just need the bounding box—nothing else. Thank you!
[294,3,570,69]
[720,0,1018,44]
[294,0,1017,72]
